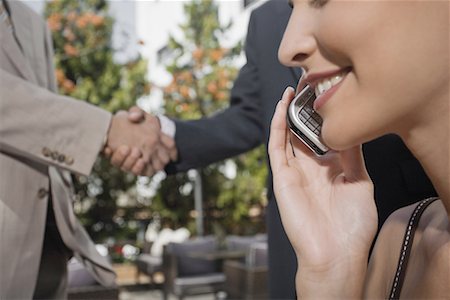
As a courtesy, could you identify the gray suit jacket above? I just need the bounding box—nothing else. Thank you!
[0,1,115,297]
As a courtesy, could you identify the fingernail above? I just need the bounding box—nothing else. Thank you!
[284,86,294,97]
[280,87,294,104]
[129,112,140,119]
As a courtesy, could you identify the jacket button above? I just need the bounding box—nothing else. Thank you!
[58,154,66,163]
[51,151,59,160]
[42,147,52,157]
[65,156,74,165]
[37,188,48,199]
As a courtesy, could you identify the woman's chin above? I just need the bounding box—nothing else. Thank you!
[321,127,359,152]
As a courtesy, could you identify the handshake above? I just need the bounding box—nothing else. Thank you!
[103,106,177,176]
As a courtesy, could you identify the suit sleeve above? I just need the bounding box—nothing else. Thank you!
[166,13,264,174]
[0,69,112,176]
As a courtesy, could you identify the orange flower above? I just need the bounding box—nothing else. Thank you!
[207,82,218,94]
[192,48,204,61]
[55,69,65,85]
[179,86,190,98]
[179,103,189,112]
[218,69,229,78]
[76,14,89,29]
[218,78,228,89]
[91,15,104,27]
[210,49,224,62]
[85,12,95,20]
[164,81,177,94]
[216,91,227,101]
[64,44,79,57]
[180,71,193,82]
[62,79,75,93]
[47,13,62,31]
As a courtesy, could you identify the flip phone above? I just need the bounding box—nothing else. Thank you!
[287,85,329,156]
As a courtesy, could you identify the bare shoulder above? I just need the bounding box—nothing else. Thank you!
[364,199,449,298]
[363,202,420,298]
[374,202,421,257]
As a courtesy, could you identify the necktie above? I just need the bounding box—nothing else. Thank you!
[0,0,12,32]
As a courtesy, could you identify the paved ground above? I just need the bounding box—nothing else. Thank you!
[119,287,216,300]
[114,264,217,300]
[119,288,166,300]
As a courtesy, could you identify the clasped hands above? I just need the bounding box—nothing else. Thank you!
[104,106,177,176]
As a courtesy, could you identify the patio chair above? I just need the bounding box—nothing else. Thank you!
[162,236,226,300]
[225,234,267,262]
[223,240,268,299]
[135,240,163,288]
[135,227,190,288]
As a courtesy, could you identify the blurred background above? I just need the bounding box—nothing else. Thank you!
[24,0,269,298]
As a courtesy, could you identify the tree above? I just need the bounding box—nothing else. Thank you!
[44,0,151,244]
[152,0,268,236]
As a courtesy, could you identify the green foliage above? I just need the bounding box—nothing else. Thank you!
[154,0,267,236]
[44,0,150,243]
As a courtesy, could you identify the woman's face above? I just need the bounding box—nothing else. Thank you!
[279,0,449,150]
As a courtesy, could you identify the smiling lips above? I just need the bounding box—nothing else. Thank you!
[314,73,344,98]
[304,68,349,111]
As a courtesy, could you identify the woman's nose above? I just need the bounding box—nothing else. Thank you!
[278,9,316,70]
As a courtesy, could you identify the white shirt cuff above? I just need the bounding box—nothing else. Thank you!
[158,115,176,138]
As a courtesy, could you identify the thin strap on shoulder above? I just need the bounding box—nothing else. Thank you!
[389,197,439,299]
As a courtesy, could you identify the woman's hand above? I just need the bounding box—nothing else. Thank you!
[268,86,378,297]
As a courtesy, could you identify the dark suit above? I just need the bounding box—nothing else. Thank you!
[167,1,436,298]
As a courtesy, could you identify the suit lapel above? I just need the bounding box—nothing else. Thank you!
[2,0,38,84]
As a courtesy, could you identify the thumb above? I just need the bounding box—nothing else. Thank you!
[128,106,146,123]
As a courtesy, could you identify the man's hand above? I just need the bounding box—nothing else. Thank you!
[104,107,178,176]
[105,110,160,167]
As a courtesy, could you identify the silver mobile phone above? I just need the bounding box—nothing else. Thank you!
[287,85,329,156]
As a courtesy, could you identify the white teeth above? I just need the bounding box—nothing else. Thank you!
[331,75,342,85]
[314,74,344,97]
[315,85,321,98]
